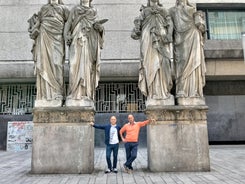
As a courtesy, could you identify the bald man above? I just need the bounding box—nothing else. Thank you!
[90,116,121,173]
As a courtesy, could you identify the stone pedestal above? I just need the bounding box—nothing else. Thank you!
[146,105,210,172]
[146,95,175,107]
[65,97,95,109]
[31,107,95,174]
[34,99,63,107]
[177,97,206,106]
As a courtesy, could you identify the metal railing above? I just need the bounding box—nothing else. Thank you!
[0,84,36,115]
[0,82,146,114]
[95,82,146,113]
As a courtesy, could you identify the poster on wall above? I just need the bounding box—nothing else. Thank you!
[7,121,33,151]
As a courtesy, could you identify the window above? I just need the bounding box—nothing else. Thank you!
[198,4,245,40]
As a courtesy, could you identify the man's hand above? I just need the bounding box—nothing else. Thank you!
[120,133,127,143]
[122,137,127,143]
[149,119,156,123]
[89,122,94,126]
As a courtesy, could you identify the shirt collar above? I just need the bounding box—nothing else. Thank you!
[129,121,136,125]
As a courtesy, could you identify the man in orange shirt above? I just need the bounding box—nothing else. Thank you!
[120,114,155,173]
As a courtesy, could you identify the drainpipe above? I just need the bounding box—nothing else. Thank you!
[242,32,245,63]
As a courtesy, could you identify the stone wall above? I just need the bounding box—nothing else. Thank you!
[206,96,245,142]
[0,0,243,62]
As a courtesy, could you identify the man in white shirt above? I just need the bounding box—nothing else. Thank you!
[90,116,121,173]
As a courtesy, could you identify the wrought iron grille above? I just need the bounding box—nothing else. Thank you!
[0,82,146,114]
[0,84,36,115]
[95,82,146,113]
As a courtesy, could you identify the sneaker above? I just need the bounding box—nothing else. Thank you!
[129,166,133,170]
[123,164,130,173]
[127,169,133,174]
[113,168,118,173]
[105,168,111,174]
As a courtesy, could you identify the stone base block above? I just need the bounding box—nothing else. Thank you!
[146,106,210,172]
[177,97,206,106]
[65,97,95,109]
[146,95,175,107]
[31,107,95,174]
[35,99,63,107]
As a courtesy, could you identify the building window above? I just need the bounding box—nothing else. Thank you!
[198,4,245,40]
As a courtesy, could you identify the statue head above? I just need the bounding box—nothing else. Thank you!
[147,0,162,7]
[80,0,92,7]
[176,0,195,8]
[49,0,64,4]
[176,0,186,6]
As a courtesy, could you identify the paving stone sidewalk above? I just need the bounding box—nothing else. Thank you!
[0,145,245,184]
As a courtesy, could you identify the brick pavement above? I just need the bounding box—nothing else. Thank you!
[0,145,245,184]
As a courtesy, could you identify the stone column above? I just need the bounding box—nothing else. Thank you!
[31,107,94,174]
[146,106,210,172]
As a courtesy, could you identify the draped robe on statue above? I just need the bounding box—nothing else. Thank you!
[169,5,206,98]
[32,4,68,101]
[66,5,103,101]
[132,5,173,100]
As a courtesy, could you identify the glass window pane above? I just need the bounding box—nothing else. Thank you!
[208,11,245,40]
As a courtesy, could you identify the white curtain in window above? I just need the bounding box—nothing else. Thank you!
[208,11,245,40]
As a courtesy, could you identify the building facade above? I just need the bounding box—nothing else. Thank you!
[0,0,245,149]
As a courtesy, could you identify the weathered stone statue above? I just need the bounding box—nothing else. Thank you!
[28,0,69,107]
[131,0,174,106]
[169,0,206,105]
[64,0,106,107]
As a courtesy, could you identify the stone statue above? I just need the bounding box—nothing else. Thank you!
[131,0,174,106]
[169,0,206,105]
[64,0,106,107]
[28,0,69,107]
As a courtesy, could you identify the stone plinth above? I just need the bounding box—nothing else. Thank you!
[177,97,206,106]
[146,95,175,107]
[65,98,95,109]
[145,105,210,172]
[34,99,63,107]
[31,107,95,174]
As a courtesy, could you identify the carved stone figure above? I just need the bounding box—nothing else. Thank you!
[131,0,174,106]
[64,0,106,107]
[28,0,69,107]
[169,0,206,105]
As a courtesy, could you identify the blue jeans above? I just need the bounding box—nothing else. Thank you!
[124,142,138,169]
[106,143,119,169]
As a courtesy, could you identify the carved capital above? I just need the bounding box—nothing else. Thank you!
[33,107,95,124]
[145,106,208,122]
